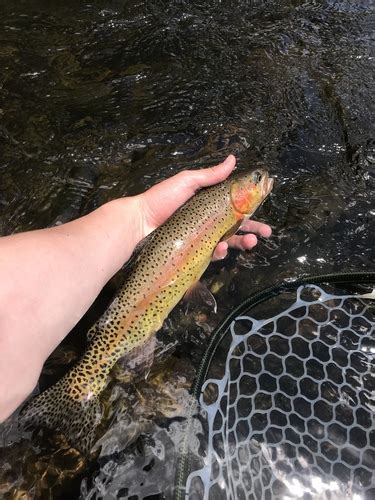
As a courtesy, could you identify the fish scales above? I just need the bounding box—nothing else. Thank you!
[20,170,273,451]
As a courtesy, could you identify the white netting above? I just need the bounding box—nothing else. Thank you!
[185,285,374,500]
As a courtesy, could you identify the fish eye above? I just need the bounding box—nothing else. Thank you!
[252,170,263,183]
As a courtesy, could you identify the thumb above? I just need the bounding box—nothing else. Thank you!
[139,155,237,234]
[146,154,236,206]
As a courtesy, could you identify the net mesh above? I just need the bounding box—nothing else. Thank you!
[184,284,375,500]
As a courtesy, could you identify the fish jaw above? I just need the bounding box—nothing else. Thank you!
[256,170,274,203]
[263,175,274,198]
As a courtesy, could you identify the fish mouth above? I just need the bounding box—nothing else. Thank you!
[262,174,274,198]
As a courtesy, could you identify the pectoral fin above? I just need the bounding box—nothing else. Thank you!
[220,220,242,241]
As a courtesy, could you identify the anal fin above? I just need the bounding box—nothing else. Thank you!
[183,281,217,313]
[112,335,157,383]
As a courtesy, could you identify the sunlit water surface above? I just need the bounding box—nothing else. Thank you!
[0,1,374,498]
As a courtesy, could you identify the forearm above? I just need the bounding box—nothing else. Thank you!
[0,196,142,420]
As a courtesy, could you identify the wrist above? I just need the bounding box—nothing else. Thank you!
[91,196,144,277]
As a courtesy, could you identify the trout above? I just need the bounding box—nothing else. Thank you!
[21,169,273,451]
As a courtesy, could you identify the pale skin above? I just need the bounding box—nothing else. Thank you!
[0,155,271,422]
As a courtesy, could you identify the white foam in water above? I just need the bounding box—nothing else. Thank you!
[185,285,374,500]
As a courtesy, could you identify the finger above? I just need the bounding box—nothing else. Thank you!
[144,155,236,208]
[227,233,258,251]
[239,220,272,238]
[212,241,229,261]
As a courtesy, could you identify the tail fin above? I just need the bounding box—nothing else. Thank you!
[19,378,102,454]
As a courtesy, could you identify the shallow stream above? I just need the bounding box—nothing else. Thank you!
[0,1,374,498]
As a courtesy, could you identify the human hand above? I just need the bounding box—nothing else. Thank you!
[137,155,272,260]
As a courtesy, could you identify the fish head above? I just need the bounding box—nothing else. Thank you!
[230,169,274,219]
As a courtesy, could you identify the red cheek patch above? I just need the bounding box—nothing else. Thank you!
[231,182,256,215]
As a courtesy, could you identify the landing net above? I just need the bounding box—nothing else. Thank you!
[176,275,375,500]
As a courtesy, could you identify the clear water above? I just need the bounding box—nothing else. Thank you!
[0,1,374,498]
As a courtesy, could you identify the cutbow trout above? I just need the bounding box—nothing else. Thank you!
[21,169,273,451]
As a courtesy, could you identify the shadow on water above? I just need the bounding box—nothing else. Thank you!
[0,0,374,498]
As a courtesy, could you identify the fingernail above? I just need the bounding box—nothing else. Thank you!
[223,154,236,167]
